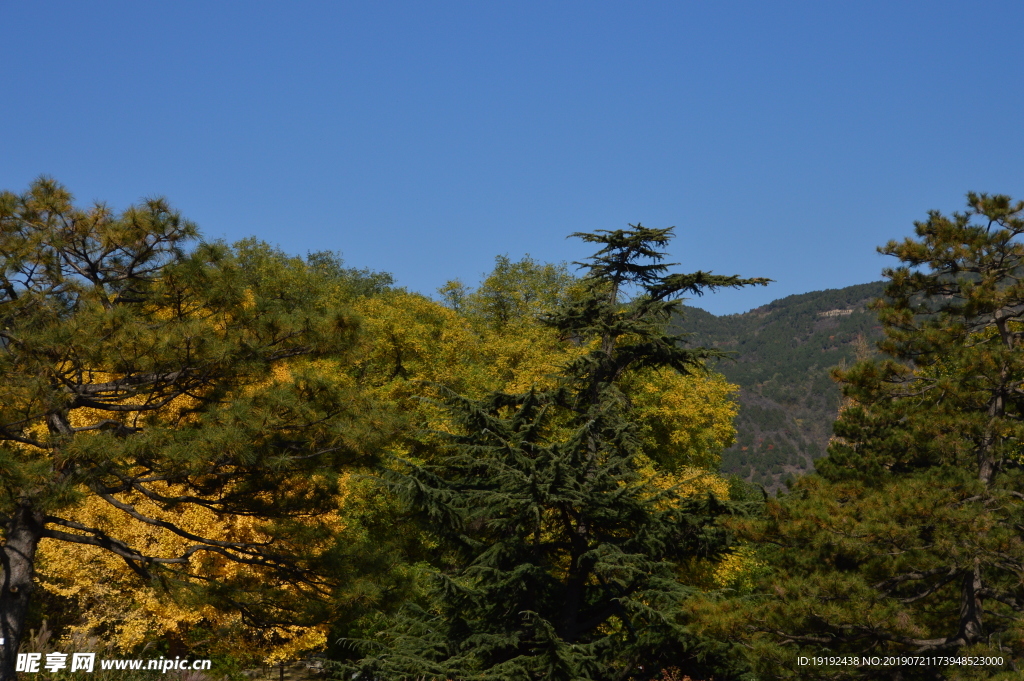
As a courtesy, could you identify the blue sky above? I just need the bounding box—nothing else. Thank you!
[3,1,1022,314]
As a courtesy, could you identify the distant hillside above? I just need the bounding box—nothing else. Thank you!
[672,282,886,492]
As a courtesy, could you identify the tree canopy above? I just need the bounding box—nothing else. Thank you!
[24,175,1017,681]
[720,194,1024,680]
[343,226,768,681]
[0,179,388,680]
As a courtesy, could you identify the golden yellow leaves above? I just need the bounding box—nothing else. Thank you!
[39,482,340,662]
[629,367,739,472]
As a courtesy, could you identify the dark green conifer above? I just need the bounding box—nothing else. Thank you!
[737,195,1024,679]
[346,225,768,680]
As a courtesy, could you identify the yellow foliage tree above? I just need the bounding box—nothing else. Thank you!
[36,363,356,663]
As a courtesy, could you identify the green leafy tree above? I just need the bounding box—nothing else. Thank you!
[729,194,1024,679]
[345,225,768,680]
[0,179,383,679]
[439,254,578,330]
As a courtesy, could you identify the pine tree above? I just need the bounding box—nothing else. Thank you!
[734,194,1024,679]
[0,179,384,680]
[345,225,768,680]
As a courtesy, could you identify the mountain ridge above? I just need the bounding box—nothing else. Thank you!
[672,281,887,492]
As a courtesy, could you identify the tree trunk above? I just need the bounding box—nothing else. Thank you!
[0,502,44,681]
[957,560,984,646]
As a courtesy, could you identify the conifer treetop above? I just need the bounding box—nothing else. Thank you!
[550,224,771,384]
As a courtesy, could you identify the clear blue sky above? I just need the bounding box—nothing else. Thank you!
[3,1,1022,314]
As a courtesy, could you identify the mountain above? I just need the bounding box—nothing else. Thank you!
[672,281,886,492]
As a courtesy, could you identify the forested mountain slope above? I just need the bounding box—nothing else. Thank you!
[673,282,885,492]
